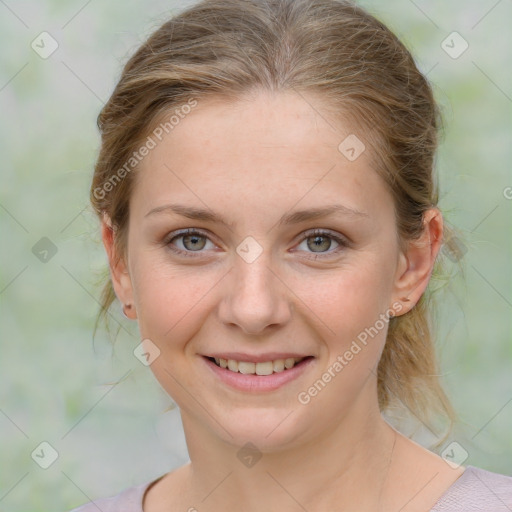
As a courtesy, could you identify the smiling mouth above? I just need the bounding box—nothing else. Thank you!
[205,356,313,375]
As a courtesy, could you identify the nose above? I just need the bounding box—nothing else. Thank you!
[217,248,292,335]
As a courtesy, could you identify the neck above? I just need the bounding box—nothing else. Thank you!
[179,393,397,512]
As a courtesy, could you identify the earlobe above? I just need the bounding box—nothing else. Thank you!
[392,208,443,315]
[101,213,137,319]
[122,302,136,320]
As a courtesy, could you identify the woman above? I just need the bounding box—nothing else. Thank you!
[71,0,512,510]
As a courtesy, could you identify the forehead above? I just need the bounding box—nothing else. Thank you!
[131,90,392,221]
[156,90,354,159]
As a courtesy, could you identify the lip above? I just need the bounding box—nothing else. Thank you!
[202,352,311,363]
[202,355,315,392]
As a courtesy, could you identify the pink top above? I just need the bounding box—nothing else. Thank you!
[70,466,512,511]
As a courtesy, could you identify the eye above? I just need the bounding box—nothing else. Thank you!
[164,228,349,259]
[295,229,348,259]
[165,229,216,258]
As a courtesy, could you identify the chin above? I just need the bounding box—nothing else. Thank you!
[209,405,313,453]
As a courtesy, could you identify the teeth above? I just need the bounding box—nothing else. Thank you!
[238,361,255,374]
[213,357,305,375]
[273,359,285,372]
[284,357,295,369]
[256,361,273,376]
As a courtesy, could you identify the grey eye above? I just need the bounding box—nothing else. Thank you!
[306,235,335,252]
[181,233,207,251]
[297,234,341,254]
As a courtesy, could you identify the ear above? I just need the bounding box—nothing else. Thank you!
[101,213,137,319]
[392,208,443,315]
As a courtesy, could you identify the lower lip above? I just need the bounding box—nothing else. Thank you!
[202,356,315,392]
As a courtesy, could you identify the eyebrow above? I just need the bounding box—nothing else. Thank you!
[144,203,368,228]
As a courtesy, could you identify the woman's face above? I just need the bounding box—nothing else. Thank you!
[111,90,420,451]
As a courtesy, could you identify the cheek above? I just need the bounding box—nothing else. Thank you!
[292,268,392,415]
[130,262,218,402]
[131,256,216,349]
[294,257,392,334]
[288,255,394,384]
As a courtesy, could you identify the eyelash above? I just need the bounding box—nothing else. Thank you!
[164,228,349,260]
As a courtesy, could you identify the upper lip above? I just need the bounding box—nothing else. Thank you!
[203,352,312,363]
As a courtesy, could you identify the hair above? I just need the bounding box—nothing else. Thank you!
[90,0,461,444]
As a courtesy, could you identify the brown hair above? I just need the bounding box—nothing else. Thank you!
[91,0,459,443]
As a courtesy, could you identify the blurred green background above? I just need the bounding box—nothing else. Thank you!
[1,1,511,510]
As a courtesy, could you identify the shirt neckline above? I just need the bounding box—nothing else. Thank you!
[136,466,474,511]
[428,465,475,510]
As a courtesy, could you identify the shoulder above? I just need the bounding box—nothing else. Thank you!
[67,480,154,512]
[431,465,512,511]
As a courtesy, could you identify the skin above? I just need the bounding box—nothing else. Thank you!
[102,90,464,511]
